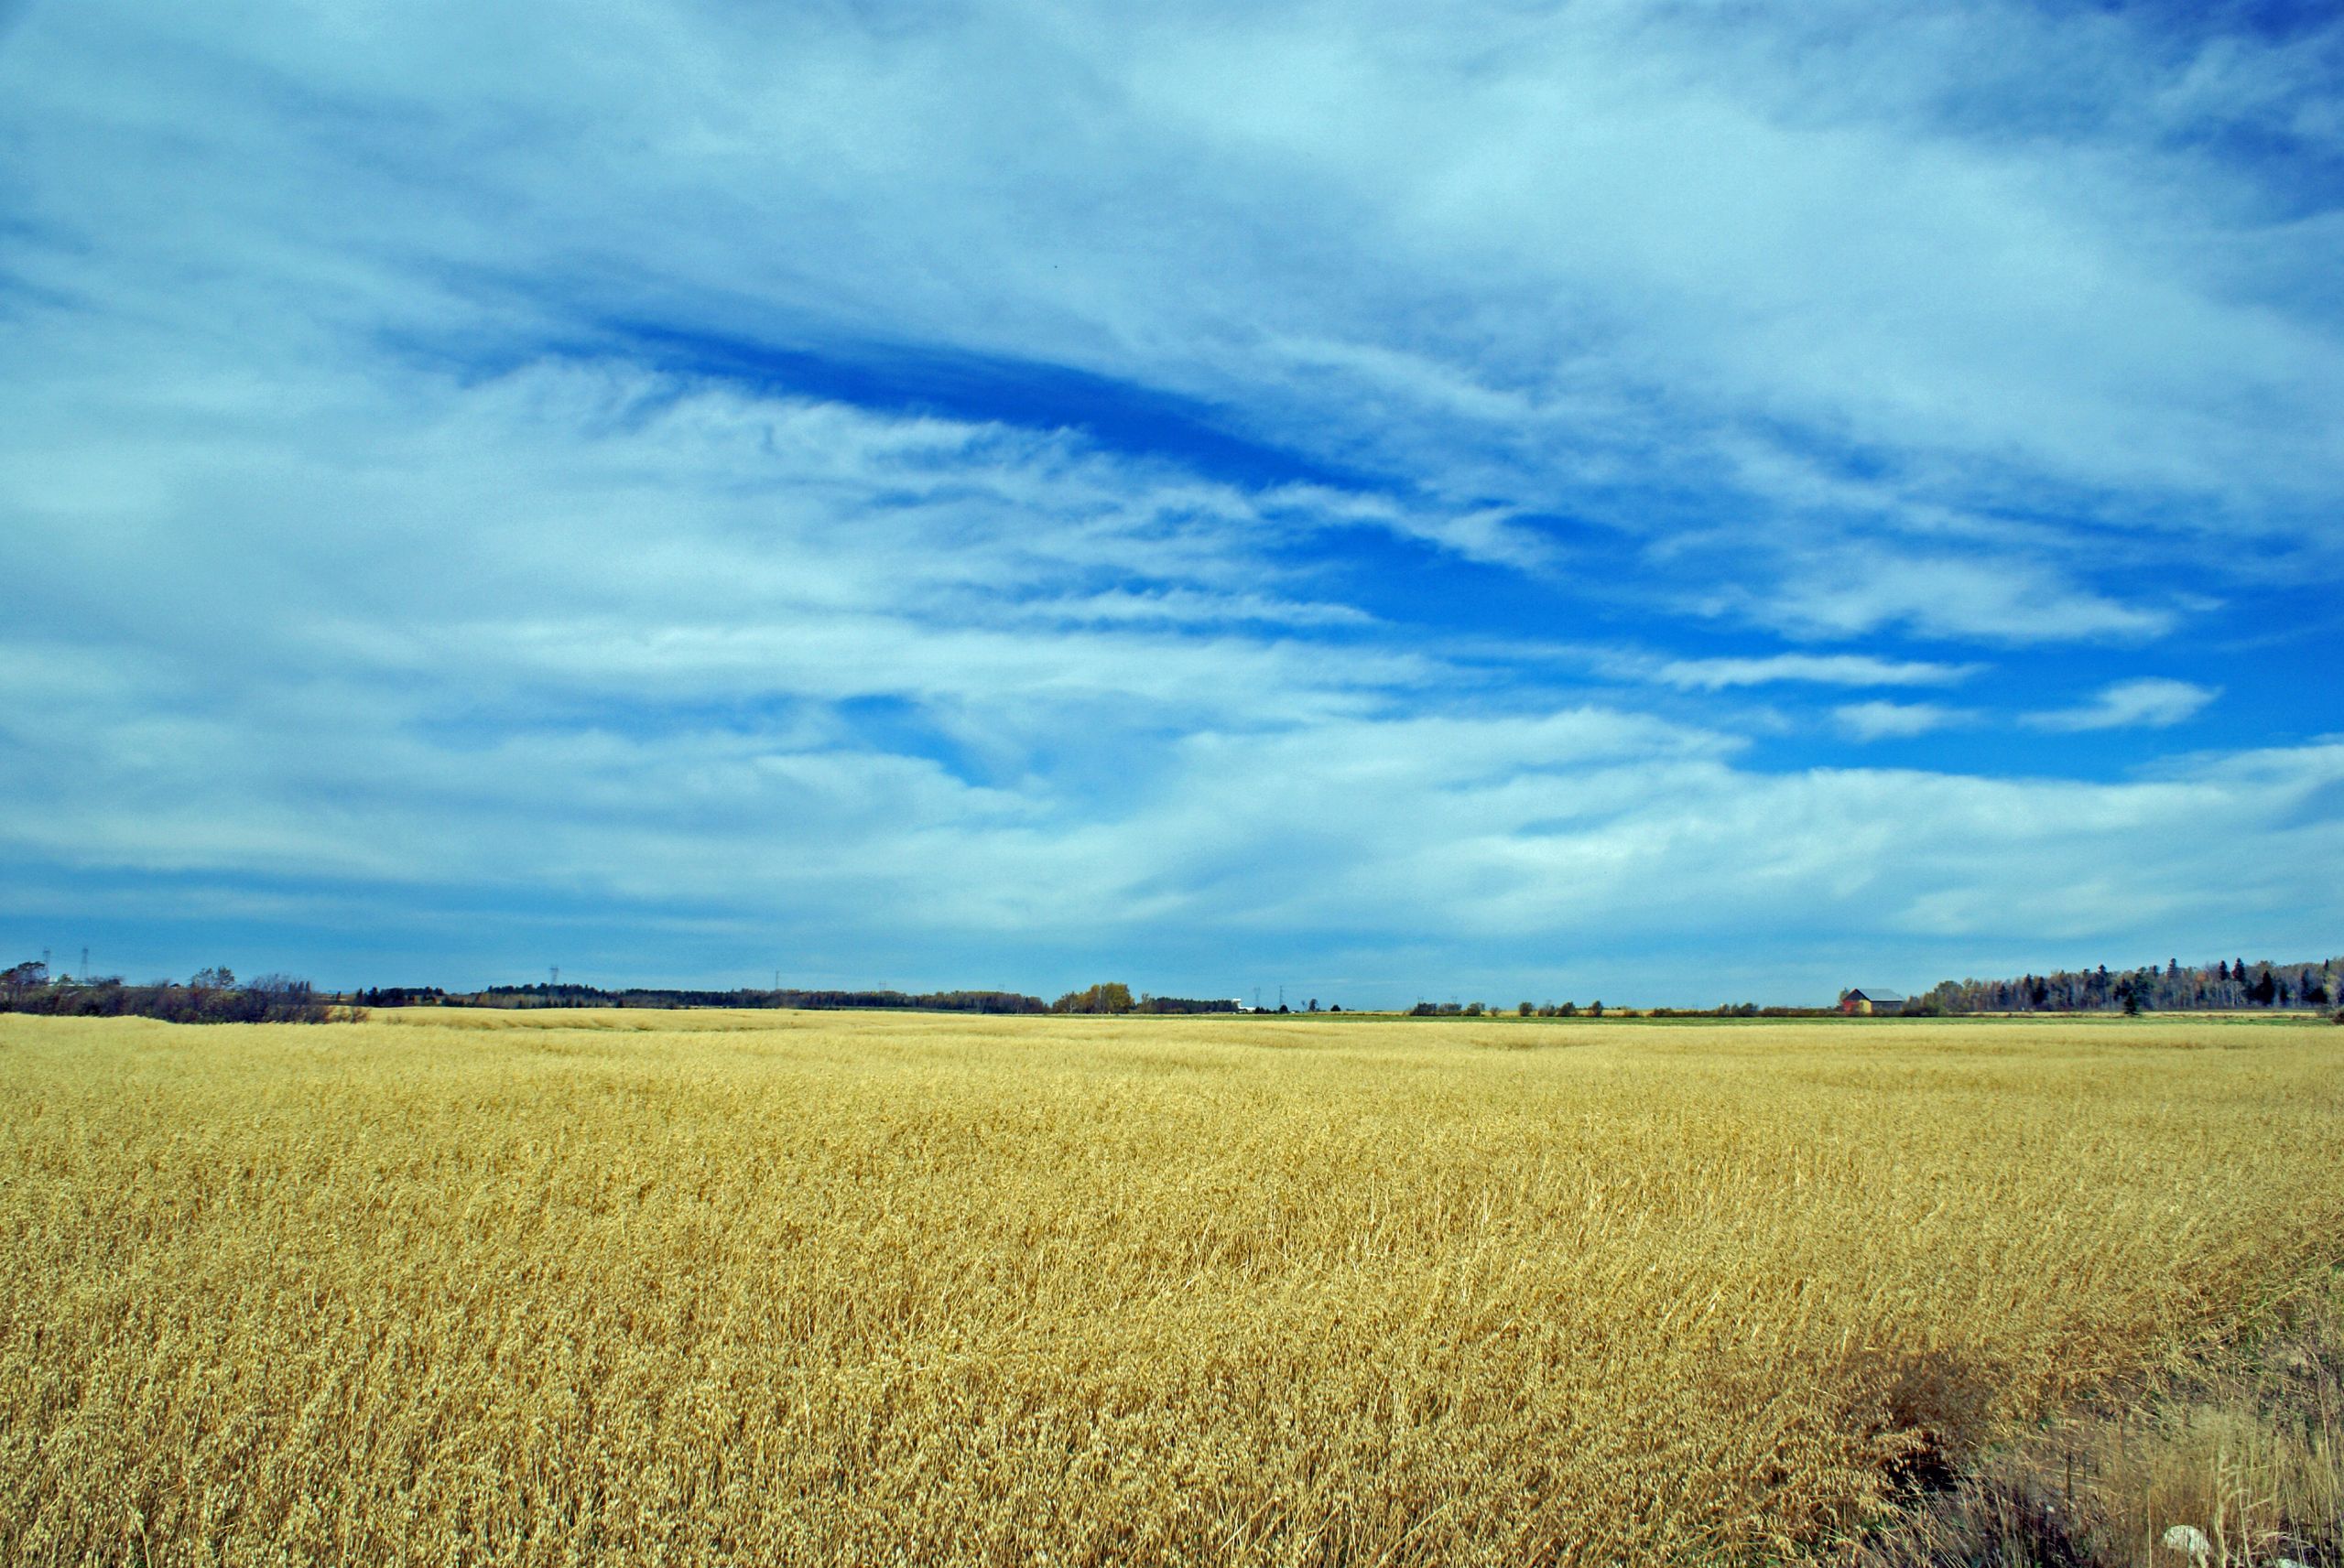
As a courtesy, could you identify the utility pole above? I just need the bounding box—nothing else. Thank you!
[81,946,89,980]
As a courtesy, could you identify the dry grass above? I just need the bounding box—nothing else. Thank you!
[1,1009,2339,1565]
[1834,1258,2344,1567]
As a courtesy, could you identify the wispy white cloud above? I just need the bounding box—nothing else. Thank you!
[1709,547,2178,644]
[1022,589,1377,630]
[7,624,2335,987]
[2024,678,2219,732]
[1651,654,1981,691]
[7,0,2341,582]
[0,356,1455,741]
[1833,701,1979,741]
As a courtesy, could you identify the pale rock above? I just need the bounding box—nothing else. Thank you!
[2159,1525,2210,1561]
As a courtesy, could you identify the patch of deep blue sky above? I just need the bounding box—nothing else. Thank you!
[2098,0,2337,49]
[526,317,2343,789]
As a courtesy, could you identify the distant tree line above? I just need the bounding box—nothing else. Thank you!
[1406,1000,1889,1019]
[1916,956,2342,1015]
[1416,1000,1607,1017]
[352,987,449,1008]
[353,981,1268,1016]
[1048,985,1248,1014]
[1051,982,1134,1013]
[0,963,334,1023]
[450,983,1052,1013]
[1134,995,1246,1014]
[1644,1004,1839,1018]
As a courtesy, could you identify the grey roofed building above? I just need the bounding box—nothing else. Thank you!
[1839,988,1906,1014]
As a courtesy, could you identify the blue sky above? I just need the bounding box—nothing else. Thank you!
[2,0,2339,1006]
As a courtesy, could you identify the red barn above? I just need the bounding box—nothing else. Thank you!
[1839,989,1905,1015]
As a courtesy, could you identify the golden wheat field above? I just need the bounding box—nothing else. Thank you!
[2,1009,2340,1566]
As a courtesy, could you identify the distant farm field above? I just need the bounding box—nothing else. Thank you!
[3,1010,2339,1565]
